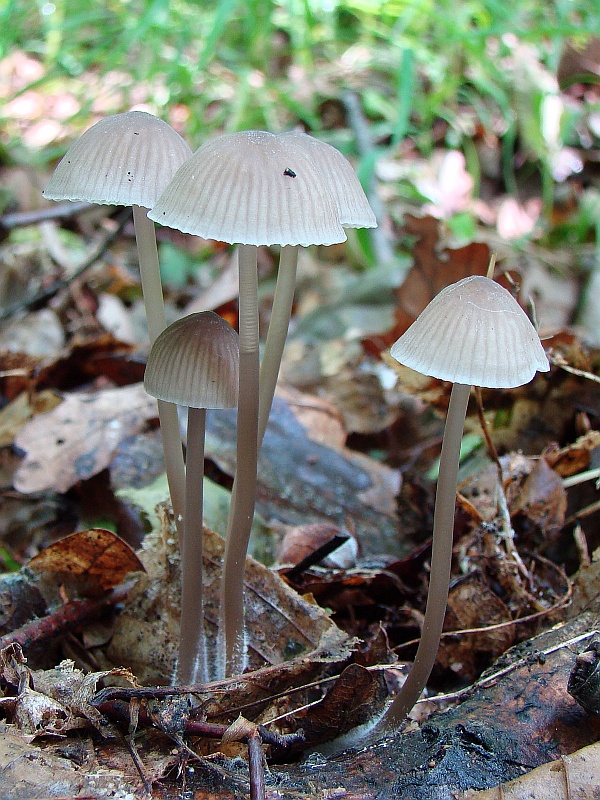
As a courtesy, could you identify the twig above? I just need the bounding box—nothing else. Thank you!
[283,532,350,582]
[420,629,599,706]
[0,208,130,322]
[0,201,95,233]
[0,583,132,651]
[96,698,306,758]
[248,729,266,800]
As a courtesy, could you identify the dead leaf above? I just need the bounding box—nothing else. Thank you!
[295,663,388,743]
[0,390,61,448]
[108,505,354,685]
[0,643,136,737]
[437,575,515,682]
[545,430,600,477]
[14,383,157,493]
[509,456,567,543]
[377,214,491,348]
[0,725,128,799]
[27,528,144,596]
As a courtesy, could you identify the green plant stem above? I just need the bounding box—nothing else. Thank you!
[176,405,207,685]
[258,245,298,444]
[219,243,260,677]
[132,205,186,537]
[373,382,471,734]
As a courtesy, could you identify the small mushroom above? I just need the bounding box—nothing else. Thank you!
[375,274,550,735]
[144,311,239,684]
[43,110,192,531]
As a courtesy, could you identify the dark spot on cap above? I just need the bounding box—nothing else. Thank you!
[283,168,296,178]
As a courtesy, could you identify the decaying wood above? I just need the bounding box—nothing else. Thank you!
[459,740,600,799]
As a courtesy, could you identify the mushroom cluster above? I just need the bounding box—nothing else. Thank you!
[44,117,376,683]
[149,129,376,677]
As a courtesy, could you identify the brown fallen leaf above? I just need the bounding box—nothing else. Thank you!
[459,740,600,799]
[108,505,354,687]
[545,430,600,478]
[0,725,128,799]
[437,574,515,682]
[27,528,144,597]
[295,663,388,743]
[375,214,491,349]
[13,382,157,493]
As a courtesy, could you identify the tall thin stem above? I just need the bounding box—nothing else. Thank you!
[258,245,299,445]
[219,244,260,677]
[176,406,207,685]
[132,205,186,536]
[373,382,471,734]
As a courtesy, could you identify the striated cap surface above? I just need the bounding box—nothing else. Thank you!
[148,130,348,246]
[43,111,192,209]
[144,311,239,408]
[390,275,550,388]
[279,131,376,229]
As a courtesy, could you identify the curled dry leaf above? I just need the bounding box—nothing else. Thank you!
[13,382,157,493]
[0,643,136,737]
[295,662,388,744]
[458,453,567,543]
[545,430,600,478]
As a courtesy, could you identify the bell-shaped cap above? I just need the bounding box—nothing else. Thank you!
[43,111,192,209]
[390,275,550,388]
[279,131,376,229]
[148,130,347,247]
[144,311,239,408]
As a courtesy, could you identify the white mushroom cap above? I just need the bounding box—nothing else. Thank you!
[390,275,550,388]
[279,131,377,229]
[144,311,239,408]
[43,111,192,209]
[148,130,347,247]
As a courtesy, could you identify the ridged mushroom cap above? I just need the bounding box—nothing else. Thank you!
[43,111,192,209]
[144,311,239,408]
[390,275,550,388]
[148,130,347,246]
[279,131,377,229]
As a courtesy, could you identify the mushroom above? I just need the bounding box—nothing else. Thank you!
[374,274,550,734]
[43,111,192,533]
[144,311,239,684]
[149,130,349,676]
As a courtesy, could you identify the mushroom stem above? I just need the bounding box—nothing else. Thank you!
[132,205,186,536]
[374,382,471,733]
[258,245,299,444]
[219,243,260,677]
[176,405,207,685]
